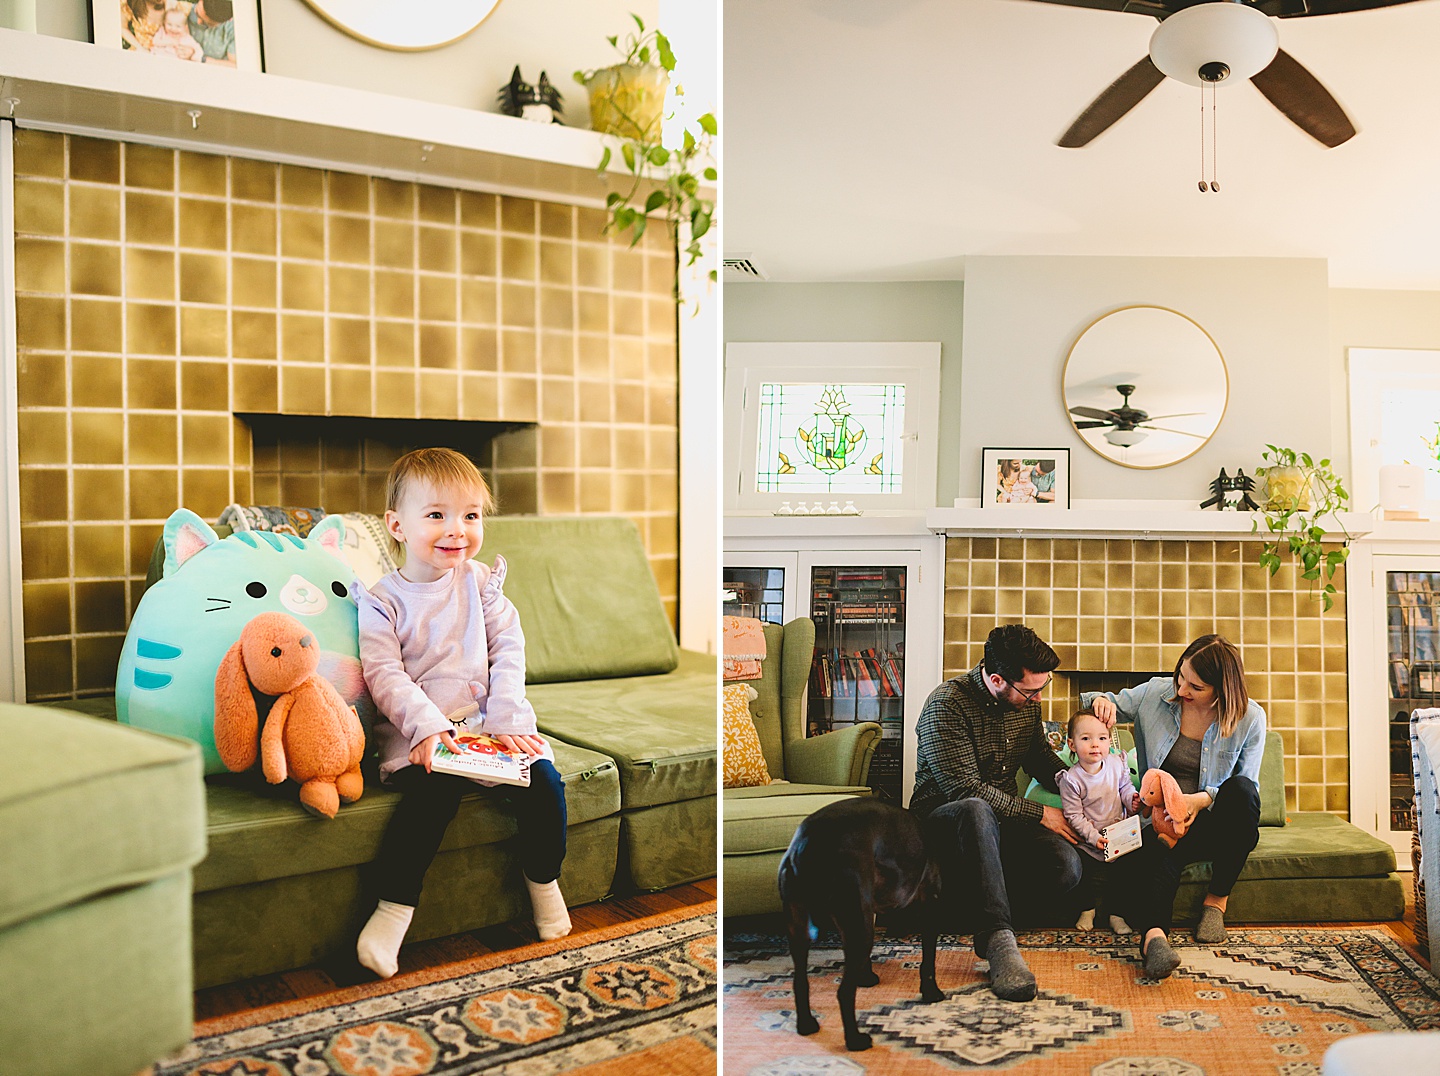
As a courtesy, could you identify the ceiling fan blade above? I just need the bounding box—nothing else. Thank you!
[1074,420,1115,429]
[1070,406,1120,420]
[1250,49,1357,148]
[1143,425,1207,438]
[1058,55,1166,148]
[1143,411,1205,421]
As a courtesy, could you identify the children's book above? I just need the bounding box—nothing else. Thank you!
[1101,814,1143,861]
[432,733,531,787]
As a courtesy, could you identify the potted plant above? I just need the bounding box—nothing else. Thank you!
[1253,445,1351,611]
[575,14,717,294]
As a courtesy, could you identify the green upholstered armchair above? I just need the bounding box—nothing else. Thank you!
[722,617,880,916]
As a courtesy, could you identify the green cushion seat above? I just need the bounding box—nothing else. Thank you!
[195,738,620,893]
[723,782,876,800]
[529,649,718,809]
[1181,811,1396,884]
[0,704,205,933]
[724,791,873,857]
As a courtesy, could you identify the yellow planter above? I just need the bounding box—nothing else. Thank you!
[1263,465,1314,511]
[583,63,668,140]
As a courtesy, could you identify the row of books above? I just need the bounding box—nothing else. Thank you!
[810,647,905,699]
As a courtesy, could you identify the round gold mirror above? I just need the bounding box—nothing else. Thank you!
[1062,305,1228,470]
[300,0,502,51]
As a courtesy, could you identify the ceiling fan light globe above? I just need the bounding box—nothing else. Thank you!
[1104,428,1148,447]
[1149,3,1278,88]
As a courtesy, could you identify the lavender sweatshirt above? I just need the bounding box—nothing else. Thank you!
[354,556,542,779]
[1058,754,1137,861]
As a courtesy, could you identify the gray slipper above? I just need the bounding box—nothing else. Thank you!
[984,929,1037,1002]
[1194,905,1228,944]
[1142,933,1182,980]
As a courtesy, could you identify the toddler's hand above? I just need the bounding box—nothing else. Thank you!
[1096,835,1108,850]
[496,732,547,757]
[1129,789,1142,812]
[411,729,460,771]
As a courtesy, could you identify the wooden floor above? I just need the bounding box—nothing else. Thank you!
[194,876,717,1021]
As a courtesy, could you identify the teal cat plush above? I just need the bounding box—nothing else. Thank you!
[117,508,371,775]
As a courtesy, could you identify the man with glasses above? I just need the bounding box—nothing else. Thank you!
[910,624,1088,1001]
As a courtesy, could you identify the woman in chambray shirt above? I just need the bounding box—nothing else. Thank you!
[1083,634,1265,980]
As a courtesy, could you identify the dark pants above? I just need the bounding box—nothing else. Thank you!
[923,797,1085,937]
[367,759,568,908]
[1122,774,1261,935]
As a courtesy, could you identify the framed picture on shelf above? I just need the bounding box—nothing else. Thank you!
[1390,658,1410,698]
[981,448,1070,508]
[94,0,264,71]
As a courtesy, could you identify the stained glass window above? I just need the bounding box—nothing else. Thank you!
[754,382,905,495]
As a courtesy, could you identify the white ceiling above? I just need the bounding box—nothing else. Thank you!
[723,0,1440,288]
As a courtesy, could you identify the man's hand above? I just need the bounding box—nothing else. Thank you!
[496,732,547,757]
[1090,696,1118,727]
[411,729,460,771]
[1040,805,1079,844]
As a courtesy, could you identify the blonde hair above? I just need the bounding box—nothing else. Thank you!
[384,448,494,560]
[1174,634,1249,737]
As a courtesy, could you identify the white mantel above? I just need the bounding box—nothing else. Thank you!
[927,499,1376,542]
[0,26,672,205]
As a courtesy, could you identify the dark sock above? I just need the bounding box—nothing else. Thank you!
[984,929,1037,1002]
[1194,904,1227,944]
[1142,932,1182,980]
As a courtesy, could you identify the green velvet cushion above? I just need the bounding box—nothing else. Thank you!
[0,873,195,1076]
[1178,811,1396,883]
[620,797,717,890]
[194,737,619,893]
[477,517,679,683]
[0,704,206,933]
[723,791,871,856]
[723,782,875,800]
[529,649,717,809]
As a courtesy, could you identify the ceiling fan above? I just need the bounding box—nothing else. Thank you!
[1034,0,1426,149]
[1069,384,1205,446]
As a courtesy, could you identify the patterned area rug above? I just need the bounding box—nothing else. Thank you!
[723,926,1440,1075]
[151,904,716,1076]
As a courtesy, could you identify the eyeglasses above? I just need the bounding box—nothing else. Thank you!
[1006,674,1051,704]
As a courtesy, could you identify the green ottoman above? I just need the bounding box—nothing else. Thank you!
[0,703,206,1076]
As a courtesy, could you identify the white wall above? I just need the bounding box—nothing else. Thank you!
[723,281,965,506]
[29,0,658,119]
[960,256,1332,502]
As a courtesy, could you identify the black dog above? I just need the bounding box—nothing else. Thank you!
[777,797,944,1052]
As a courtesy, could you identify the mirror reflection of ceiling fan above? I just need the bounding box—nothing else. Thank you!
[1029,0,1428,149]
[1069,384,1205,447]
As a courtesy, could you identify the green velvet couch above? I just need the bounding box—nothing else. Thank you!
[1019,729,1404,924]
[57,515,715,989]
[0,704,205,1076]
[723,618,880,916]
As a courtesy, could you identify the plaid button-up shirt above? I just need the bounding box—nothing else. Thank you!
[909,664,1068,825]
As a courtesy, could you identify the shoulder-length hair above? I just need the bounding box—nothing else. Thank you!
[1174,634,1249,737]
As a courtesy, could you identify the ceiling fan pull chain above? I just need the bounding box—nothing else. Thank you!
[1211,82,1220,192]
[1198,84,1207,192]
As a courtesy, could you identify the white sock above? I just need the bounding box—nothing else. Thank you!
[1075,908,1095,930]
[525,876,572,941]
[357,899,414,979]
[1109,914,1133,935]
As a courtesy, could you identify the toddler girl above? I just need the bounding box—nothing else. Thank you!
[353,447,569,979]
[1058,709,1139,933]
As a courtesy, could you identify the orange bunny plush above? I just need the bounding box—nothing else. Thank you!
[214,611,366,818]
[1138,768,1191,848]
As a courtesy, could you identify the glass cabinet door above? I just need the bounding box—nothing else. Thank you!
[1385,569,1440,832]
[722,553,798,626]
[808,564,907,801]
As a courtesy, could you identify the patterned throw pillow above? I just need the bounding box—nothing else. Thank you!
[723,682,771,788]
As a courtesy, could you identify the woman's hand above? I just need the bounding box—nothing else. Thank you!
[1173,790,1212,827]
[496,733,547,757]
[411,729,460,771]
[1090,696,1117,727]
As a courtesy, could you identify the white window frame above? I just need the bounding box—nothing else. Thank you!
[1348,347,1440,516]
[724,342,941,513]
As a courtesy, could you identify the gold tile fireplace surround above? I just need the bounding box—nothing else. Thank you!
[12,130,679,701]
[941,533,1348,815]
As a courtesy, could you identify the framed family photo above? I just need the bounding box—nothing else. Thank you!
[981,448,1070,508]
[94,0,264,72]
